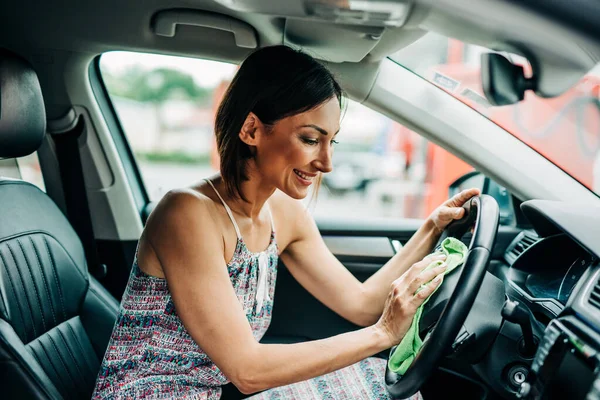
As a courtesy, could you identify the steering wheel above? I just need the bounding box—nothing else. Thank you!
[385,195,499,399]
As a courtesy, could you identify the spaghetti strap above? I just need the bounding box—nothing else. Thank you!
[265,202,275,233]
[205,179,242,239]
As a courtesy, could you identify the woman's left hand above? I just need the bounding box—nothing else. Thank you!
[428,188,481,234]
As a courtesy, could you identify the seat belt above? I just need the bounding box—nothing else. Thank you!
[49,112,107,279]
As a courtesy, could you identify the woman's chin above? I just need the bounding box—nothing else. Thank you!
[284,185,310,200]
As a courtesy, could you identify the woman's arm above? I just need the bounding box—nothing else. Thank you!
[278,196,441,327]
[144,190,427,395]
[358,218,440,324]
[276,189,477,327]
[358,189,480,322]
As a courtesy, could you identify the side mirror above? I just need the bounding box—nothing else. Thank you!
[449,171,514,225]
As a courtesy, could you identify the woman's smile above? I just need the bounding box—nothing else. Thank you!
[293,169,317,186]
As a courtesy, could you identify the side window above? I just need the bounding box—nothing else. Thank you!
[100,51,473,220]
[100,52,237,200]
[0,153,46,191]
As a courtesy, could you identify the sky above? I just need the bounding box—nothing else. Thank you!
[101,51,238,88]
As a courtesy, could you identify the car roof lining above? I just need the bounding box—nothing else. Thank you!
[1,0,598,115]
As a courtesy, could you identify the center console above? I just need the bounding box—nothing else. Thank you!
[518,316,599,400]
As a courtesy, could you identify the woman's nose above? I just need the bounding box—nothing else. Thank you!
[315,146,333,173]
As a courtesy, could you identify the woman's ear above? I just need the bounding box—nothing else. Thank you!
[239,112,263,146]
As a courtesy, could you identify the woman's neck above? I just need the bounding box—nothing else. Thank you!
[214,167,275,220]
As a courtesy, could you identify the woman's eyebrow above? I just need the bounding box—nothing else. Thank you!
[299,124,340,136]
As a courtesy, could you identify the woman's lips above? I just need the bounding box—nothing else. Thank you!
[294,169,315,186]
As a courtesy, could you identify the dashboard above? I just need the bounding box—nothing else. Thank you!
[505,231,597,317]
[492,200,600,399]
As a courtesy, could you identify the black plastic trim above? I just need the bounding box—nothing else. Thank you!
[316,217,424,238]
[506,0,600,39]
[96,239,139,300]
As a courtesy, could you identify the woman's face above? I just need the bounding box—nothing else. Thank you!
[254,97,341,199]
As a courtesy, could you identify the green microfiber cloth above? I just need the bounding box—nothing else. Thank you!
[387,237,468,375]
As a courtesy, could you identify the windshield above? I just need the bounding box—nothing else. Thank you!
[390,32,600,197]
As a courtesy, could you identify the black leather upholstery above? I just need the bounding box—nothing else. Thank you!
[0,182,120,400]
[0,49,119,399]
[0,49,46,158]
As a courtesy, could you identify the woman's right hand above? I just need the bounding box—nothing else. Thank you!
[375,254,448,347]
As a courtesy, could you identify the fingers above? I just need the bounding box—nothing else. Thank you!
[412,272,443,305]
[382,257,447,342]
[389,254,446,313]
[445,188,480,207]
[407,262,447,294]
[403,254,446,282]
[439,206,465,221]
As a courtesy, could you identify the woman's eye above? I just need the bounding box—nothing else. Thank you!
[302,137,319,146]
[331,139,339,145]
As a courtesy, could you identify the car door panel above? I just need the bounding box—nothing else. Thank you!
[264,218,421,343]
[323,236,395,259]
[264,219,519,343]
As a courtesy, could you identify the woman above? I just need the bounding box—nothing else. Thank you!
[93,45,479,399]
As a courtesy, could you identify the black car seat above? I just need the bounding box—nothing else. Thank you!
[0,49,119,399]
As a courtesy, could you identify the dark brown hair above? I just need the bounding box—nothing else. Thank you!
[214,45,343,200]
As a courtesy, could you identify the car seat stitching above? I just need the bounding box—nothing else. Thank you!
[28,344,45,369]
[29,236,57,326]
[37,337,69,395]
[0,230,92,284]
[26,344,65,396]
[17,238,46,332]
[66,319,96,375]
[0,249,27,340]
[46,332,77,397]
[56,325,87,389]
[6,242,38,338]
[42,237,67,321]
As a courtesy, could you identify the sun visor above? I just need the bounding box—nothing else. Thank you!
[212,0,414,28]
[284,18,384,63]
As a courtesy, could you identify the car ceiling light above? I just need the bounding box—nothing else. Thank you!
[305,0,413,27]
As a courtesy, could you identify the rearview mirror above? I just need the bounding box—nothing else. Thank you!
[481,53,536,106]
[449,171,514,225]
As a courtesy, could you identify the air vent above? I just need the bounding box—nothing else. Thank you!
[588,278,600,311]
[505,231,539,264]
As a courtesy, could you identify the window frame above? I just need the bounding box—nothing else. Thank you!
[89,56,150,213]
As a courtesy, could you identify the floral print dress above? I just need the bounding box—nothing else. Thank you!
[92,180,421,400]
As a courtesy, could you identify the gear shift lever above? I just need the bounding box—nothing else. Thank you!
[501,299,541,358]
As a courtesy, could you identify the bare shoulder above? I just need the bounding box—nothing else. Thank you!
[146,188,217,231]
[139,188,223,276]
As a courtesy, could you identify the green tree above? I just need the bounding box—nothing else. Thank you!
[103,67,212,149]
[104,67,210,104]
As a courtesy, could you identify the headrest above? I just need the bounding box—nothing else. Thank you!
[0,49,46,158]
